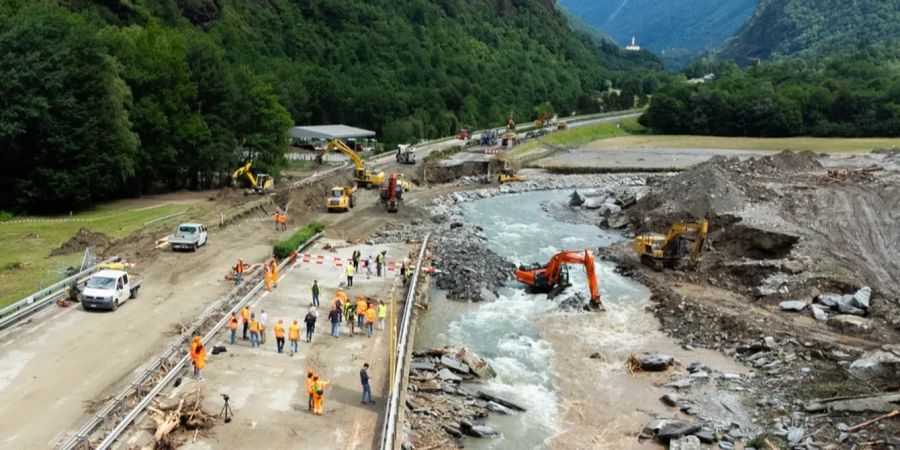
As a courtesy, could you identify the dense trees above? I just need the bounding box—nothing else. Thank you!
[0,0,649,213]
[641,46,900,137]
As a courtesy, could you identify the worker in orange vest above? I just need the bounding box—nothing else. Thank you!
[288,320,300,356]
[234,258,245,286]
[229,312,239,344]
[278,212,287,231]
[365,302,377,337]
[241,306,250,340]
[271,258,279,288]
[312,374,329,415]
[190,336,206,380]
[305,369,316,411]
[356,296,367,329]
[273,208,280,230]
[264,265,273,292]
[274,319,285,353]
[249,313,260,348]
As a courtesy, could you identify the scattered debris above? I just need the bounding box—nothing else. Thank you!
[50,228,111,256]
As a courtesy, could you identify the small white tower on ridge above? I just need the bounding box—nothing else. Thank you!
[625,35,641,51]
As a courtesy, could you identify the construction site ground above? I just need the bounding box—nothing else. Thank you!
[122,240,412,450]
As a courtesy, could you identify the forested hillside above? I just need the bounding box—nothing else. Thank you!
[720,0,900,62]
[641,46,900,137]
[560,0,756,68]
[0,0,649,213]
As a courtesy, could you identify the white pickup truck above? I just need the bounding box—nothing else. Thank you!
[169,223,208,251]
[81,270,143,311]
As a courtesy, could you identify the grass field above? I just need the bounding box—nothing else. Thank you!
[586,135,900,153]
[511,118,645,156]
[0,201,210,307]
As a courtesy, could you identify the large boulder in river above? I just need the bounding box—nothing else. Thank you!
[656,421,701,442]
[582,197,604,210]
[669,435,703,450]
[598,203,622,217]
[851,286,872,310]
[639,354,674,371]
[569,190,585,207]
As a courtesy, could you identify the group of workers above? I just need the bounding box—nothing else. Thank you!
[272,208,287,231]
[231,305,314,354]
[232,256,280,290]
[344,250,390,286]
[326,288,387,338]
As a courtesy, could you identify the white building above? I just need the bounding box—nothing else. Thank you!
[625,36,641,51]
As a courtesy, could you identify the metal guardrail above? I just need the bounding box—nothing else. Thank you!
[0,256,121,330]
[59,232,324,450]
[380,233,431,450]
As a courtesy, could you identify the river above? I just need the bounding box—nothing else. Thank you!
[415,189,748,449]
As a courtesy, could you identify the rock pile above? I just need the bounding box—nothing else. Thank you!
[404,347,522,448]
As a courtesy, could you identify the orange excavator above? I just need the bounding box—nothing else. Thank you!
[382,172,400,213]
[515,249,602,309]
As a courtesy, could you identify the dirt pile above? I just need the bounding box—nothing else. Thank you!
[626,151,821,232]
[50,228,111,256]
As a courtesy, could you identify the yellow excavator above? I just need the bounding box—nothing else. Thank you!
[326,185,356,212]
[633,219,709,270]
[231,162,274,195]
[319,139,384,188]
[497,160,525,184]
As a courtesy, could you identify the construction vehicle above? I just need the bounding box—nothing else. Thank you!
[382,172,400,213]
[480,129,499,146]
[515,249,602,309]
[319,139,384,188]
[398,173,412,192]
[396,144,416,164]
[500,131,517,147]
[168,223,209,251]
[457,126,470,141]
[633,219,709,270]
[498,168,526,184]
[82,269,143,311]
[231,162,275,195]
[326,185,356,212]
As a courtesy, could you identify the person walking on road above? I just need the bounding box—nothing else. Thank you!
[365,302,376,337]
[345,301,356,337]
[360,363,374,404]
[229,312,239,344]
[274,319,285,353]
[377,300,387,331]
[234,259,245,286]
[305,369,316,411]
[356,296,367,329]
[377,251,386,277]
[264,265,273,292]
[328,305,342,337]
[366,255,373,279]
[241,306,250,340]
[345,263,355,287]
[249,314,260,348]
[304,309,317,343]
[271,258,279,289]
[289,320,300,356]
[312,375,329,415]
[311,280,320,307]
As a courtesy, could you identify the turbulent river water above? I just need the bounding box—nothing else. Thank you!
[416,190,657,449]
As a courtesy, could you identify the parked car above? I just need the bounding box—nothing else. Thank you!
[81,270,143,311]
[169,223,208,251]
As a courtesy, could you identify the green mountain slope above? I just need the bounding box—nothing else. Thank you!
[0,0,648,212]
[559,0,756,68]
[720,0,900,62]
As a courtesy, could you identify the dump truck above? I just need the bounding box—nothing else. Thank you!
[326,186,356,212]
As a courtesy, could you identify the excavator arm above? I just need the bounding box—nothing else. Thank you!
[321,139,365,170]
[516,249,602,308]
[231,162,258,188]
[662,219,708,264]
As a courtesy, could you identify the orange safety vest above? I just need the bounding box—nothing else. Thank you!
[306,377,315,395]
[194,346,206,370]
[249,319,259,333]
[356,300,367,315]
[241,307,249,323]
[289,324,300,340]
[236,260,244,273]
[278,214,286,224]
[274,323,285,338]
[229,316,238,330]
[365,307,376,324]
